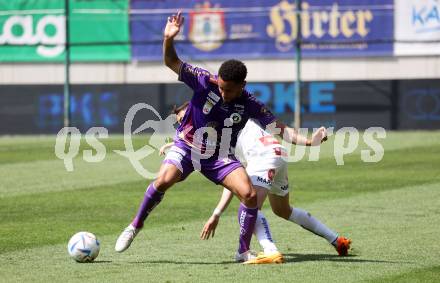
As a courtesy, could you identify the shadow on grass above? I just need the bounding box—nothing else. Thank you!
[284,253,409,264]
[122,253,412,265]
[128,260,235,265]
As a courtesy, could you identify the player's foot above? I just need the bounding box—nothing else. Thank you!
[235,250,257,263]
[115,224,140,252]
[243,251,284,264]
[334,236,352,256]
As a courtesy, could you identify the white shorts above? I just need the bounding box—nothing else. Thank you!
[245,157,289,197]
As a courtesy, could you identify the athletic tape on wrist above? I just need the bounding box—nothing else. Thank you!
[213,208,222,217]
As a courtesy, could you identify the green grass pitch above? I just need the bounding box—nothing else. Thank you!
[1,131,440,282]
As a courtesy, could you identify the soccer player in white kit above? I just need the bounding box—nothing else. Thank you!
[200,119,352,264]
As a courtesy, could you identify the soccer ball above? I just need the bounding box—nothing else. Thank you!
[67,231,100,262]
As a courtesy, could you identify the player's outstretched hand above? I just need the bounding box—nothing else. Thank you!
[200,215,219,240]
[159,144,168,156]
[311,126,328,146]
[164,11,184,39]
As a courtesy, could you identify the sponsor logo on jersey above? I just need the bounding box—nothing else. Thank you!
[207,97,217,105]
[257,176,273,185]
[230,113,242,124]
[268,168,275,181]
[208,91,220,102]
[202,93,220,115]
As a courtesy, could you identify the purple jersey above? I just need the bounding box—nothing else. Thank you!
[176,62,276,157]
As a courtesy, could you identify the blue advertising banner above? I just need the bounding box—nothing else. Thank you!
[130,0,393,60]
[2,79,440,134]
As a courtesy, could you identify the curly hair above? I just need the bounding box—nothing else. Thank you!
[218,59,247,83]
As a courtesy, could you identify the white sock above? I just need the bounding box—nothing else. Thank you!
[254,211,278,254]
[289,207,338,245]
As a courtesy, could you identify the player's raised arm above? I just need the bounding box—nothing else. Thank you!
[163,11,184,74]
[163,11,212,92]
[246,94,327,146]
[273,120,327,146]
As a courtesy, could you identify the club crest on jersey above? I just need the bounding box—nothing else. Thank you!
[230,113,242,124]
[203,100,214,114]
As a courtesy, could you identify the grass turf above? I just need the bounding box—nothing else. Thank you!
[0,131,439,282]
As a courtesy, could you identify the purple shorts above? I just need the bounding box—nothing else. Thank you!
[163,140,242,184]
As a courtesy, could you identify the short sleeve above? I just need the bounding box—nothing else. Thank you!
[178,62,212,93]
[247,94,276,128]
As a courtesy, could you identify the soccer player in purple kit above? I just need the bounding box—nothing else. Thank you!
[115,11,328,263]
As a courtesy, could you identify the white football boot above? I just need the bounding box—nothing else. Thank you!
[115,224,140,252]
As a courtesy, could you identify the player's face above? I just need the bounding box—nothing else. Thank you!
[176,108,186,124]
[218,76,245,103]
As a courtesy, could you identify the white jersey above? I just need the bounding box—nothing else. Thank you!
[235,119,286,165]
[235,119,289,196]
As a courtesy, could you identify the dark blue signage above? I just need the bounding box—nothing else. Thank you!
[131,0,393,60]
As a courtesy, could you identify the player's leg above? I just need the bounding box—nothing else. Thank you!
[243,186,284,265]
[265,158,351,256]
[131,162,182,228]
[255,185,267,209]
[220,166,258,261]
[115,162,182,252]
[243,161,284,264]
[252,185,279,255]
[253,187,277,253]
[268,193,338,241]
[268,193,351,255]
[115,146,193,253]
[221,166,256,207]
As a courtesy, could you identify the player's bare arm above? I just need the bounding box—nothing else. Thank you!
[163,11,184,74]
[273,120,327,146]
[200,188,234,240]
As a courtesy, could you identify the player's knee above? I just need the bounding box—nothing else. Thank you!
[239,188,256,206]
[154,175,175,191]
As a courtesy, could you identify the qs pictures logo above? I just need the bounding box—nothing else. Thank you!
[266,0,374,51]
[55,103,177,179]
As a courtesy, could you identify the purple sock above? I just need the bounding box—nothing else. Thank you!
[131,183,164,228]
[237,203,258,254]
